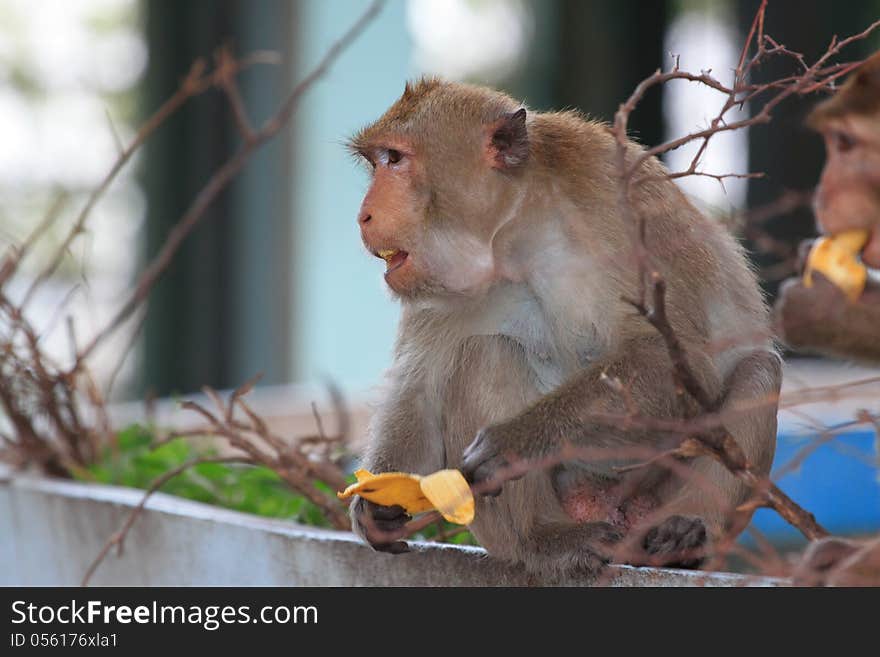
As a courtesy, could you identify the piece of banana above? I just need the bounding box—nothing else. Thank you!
[803,229,870,302]
[338,468,475,525]
[419,470,475,525]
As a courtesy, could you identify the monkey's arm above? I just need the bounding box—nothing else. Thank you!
[775,274,880,363]
[350,374,445,553]
[461,334,709,487]
[461,339,780,566]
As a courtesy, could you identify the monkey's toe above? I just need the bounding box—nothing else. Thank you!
[792,537,861,586]
[642,514,707,569]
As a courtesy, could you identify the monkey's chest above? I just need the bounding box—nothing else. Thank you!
[474,283,592,393]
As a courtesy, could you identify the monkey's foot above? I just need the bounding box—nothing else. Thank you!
[524,521,623,582]
[791,536,880,586]
[640,515,707,569]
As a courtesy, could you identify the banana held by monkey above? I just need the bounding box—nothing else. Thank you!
[338,468,475,525]
[803,229,870,302]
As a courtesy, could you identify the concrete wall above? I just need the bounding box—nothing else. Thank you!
[0,469,784,586]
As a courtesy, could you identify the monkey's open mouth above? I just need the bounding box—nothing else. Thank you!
[375,248,409,275]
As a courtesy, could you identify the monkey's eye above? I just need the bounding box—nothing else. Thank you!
[378,148,404,166]
[833,131,857,153]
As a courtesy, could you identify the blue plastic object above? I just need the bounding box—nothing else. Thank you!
[747,430,879,544]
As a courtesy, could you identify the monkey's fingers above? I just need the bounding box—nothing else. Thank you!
[467,459,507,497]
[350,496,411,552]
[369,539,411,555]
[362,520,411,553]
[460,458,507,497]
[461,427,518,496]
[865,226,880,268]
[361,500,411,532]
[380,541,411,554]
[368,502,410,522]
[794,239,816,275]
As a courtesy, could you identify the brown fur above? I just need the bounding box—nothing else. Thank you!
[349,79,780,575]
[807,51,880,127]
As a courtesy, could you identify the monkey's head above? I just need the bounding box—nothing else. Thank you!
[808,51,880,266]
[348,78,529,299]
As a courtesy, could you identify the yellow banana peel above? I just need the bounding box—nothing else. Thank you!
[338,468,475,525]
[419,470,476,525]
[803,229,870,302]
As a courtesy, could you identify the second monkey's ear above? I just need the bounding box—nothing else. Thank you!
[487,108,528,170]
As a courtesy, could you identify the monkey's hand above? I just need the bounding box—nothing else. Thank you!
[775,271,880,363]
[461,423,533,496]
[640,515,708,569]
[349,496,411,554]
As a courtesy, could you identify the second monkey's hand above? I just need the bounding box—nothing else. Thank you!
[461,422,532,496]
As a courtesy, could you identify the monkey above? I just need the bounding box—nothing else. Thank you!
[773,51,880,585]
[346,78,781,578]
[775,50,880,364]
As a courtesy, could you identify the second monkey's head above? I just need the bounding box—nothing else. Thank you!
[349,78,530,299]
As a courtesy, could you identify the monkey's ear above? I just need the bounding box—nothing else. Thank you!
[854,64,880,91]
[487,108,528,169]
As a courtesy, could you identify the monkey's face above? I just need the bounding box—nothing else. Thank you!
[352,140,500,300]
[350,80,531,299]
[815,117,880,266]
[353,139,433,297]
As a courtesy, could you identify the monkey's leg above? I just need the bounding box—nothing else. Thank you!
[462,336,780,568]
[350,371,446,553]
[461,334,707,489]
[639,349,782,567]
[460,334,713,568]
[522,521,623,581]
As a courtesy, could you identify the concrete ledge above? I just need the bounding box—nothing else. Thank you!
[0,471,786,586]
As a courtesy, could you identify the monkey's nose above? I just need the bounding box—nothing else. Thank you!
[358,212,372,225]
